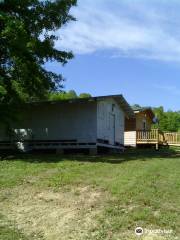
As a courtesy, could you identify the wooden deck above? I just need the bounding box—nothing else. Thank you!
[136,129,180,148]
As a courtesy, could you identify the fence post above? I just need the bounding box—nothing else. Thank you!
[156,129,159,150]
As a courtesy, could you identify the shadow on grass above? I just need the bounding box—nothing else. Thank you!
[1,147,179,164]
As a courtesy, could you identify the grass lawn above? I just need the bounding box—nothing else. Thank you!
[0,148,179,240]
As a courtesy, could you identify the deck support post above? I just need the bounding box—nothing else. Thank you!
[156,143,159,150]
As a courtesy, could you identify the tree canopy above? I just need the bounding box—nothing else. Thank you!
[153,107,180,132]
[0,0,76,124]
[49,90,92,100]
[79,93,92,98]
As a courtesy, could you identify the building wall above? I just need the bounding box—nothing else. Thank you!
[97,98,125,145]
[13,101,97,143]
[0,99,126,147]
[124,111,153,146]
[124,131,136,146]
[136,112,152,130]
[125,117,136,131]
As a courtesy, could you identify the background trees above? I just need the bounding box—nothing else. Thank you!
[153,107,180,132]
[49,90,92,100]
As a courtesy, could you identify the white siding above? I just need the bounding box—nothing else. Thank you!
[124,131,136,147]
[97,98,125,145]
[14,101,97,143]
[0,98,126,149]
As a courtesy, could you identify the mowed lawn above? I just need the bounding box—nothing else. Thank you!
[0,149,179,240]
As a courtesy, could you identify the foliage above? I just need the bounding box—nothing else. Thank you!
[79,93,92,98]
[49,90,92,100]
[153,106,180,132]
[0,0,77,124]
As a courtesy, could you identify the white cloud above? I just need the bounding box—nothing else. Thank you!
[55,0,180,61]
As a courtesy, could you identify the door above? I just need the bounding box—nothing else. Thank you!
[109,113,115,145]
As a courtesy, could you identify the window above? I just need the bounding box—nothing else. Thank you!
[143,120,146,131]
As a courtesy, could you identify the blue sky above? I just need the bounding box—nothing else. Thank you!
[46,0,180,111]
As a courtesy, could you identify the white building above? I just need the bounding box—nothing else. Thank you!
[0,95,134,154]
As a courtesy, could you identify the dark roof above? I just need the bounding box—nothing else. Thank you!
[30,94,135,118]
[131,106,155,119]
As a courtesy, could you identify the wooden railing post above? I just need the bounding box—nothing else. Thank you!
[156,129,159,150]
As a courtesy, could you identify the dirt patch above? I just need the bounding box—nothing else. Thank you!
[0,185,108,240]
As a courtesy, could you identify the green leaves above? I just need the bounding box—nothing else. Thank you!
[79,93,92,98]
[49,90,92,101]
[0,86,7,95]
[0,0,77,123]
[153,107,180,132]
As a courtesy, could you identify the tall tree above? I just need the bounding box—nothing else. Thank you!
[0,0,76,124]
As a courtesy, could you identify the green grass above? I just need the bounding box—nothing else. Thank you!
[0,148,179,239]
[0,214,29,240]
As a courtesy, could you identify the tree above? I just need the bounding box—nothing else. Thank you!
[153,107,180,132]
[0,0,77,124]
[66,90,78,99]
[49,90,92,100]
[49,90,77,100]
[79,93,92,98]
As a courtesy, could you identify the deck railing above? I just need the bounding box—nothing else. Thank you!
[136,129,180,146]
[164,132,180,146]
[136,129,159,144]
